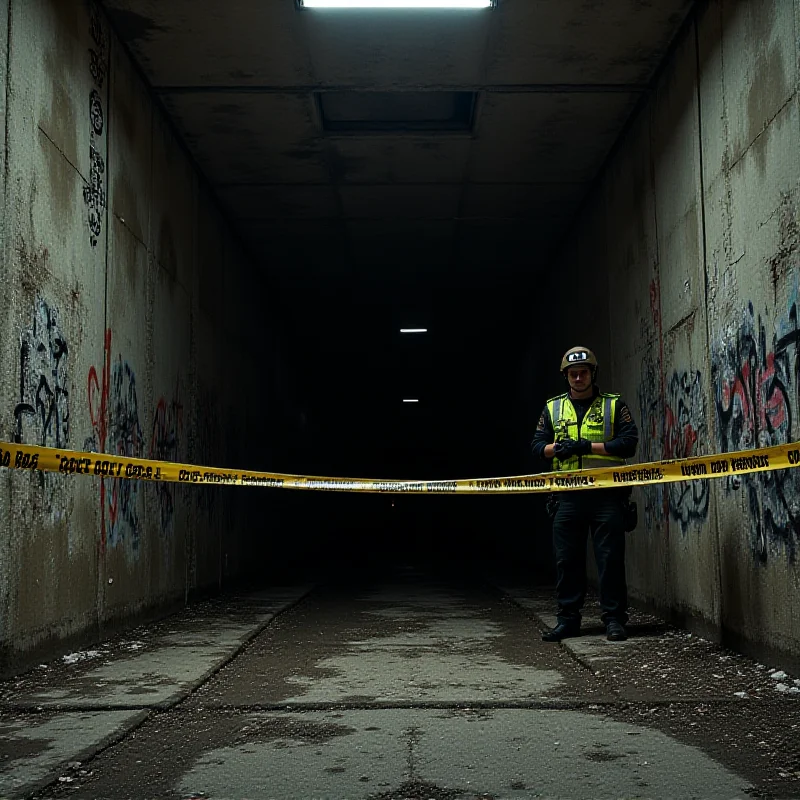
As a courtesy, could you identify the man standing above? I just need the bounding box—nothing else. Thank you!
[530,347,638,642]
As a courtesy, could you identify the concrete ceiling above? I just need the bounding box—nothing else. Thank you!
[100,0,694,474]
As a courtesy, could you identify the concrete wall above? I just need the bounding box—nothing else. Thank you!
[550,0,800,669]
[0,0,273,673]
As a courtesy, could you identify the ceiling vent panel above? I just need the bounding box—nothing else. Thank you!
[317,91,477,133]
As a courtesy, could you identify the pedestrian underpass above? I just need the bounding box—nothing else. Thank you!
[1,0,800,797]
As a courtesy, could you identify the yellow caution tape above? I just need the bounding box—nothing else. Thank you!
[1,439,800,494]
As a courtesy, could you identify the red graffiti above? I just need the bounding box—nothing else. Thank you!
[87,329,112,552]
[663,404,699,460]
[649,278,661,331]
[719,351,790,449]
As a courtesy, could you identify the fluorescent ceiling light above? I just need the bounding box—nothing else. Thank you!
[403,399,420,403]
[400,328,428,333]
[301,1,492,8]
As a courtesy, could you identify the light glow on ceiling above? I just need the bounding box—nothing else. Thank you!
[402,399,420,403]
[400,328,428,333]
[301,0,492,8]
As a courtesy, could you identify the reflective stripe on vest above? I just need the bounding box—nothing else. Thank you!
[546,393,626,472]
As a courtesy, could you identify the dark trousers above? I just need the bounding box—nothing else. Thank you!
[551,490,628,626]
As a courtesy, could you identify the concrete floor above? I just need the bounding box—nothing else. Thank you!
[1,569,799,799]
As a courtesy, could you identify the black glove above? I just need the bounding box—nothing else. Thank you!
[553,438,592,460]
[553,438,579,459]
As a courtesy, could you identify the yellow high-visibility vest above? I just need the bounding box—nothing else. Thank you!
[546,392,626,471]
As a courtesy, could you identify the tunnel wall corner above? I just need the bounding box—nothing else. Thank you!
[550,0,800,670]
[0,0,280,675]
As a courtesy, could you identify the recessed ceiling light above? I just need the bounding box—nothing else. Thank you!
[300,0,492,8]
[403,399,420,403]
[400,328,428,333]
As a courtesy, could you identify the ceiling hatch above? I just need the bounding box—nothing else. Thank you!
[317,91,477,133]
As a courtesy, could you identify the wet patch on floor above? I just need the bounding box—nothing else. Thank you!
[0,724,52,766]
[233,716,356,745]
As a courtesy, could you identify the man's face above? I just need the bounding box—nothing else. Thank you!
[566,366,592,392]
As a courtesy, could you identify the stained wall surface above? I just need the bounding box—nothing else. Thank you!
[0,0,275,673]
[550,0,800,668]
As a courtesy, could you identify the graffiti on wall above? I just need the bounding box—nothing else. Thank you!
[85,330,187,551]
[637,359,710,534]
[13,298,70,448]
[83,3,107,247]
[663,370,709,532]
[636,277,709,534]
[148,387,183,536]
[11,297,71,523]
[107,356,145,550]
[85,330,144,553]
[712,300,800,562]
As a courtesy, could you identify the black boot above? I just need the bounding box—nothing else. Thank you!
[606,620,627,641]
[541,622,580,642]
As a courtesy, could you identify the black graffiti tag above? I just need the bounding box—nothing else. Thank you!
[84,3,107,247]
[13,299,70,448]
